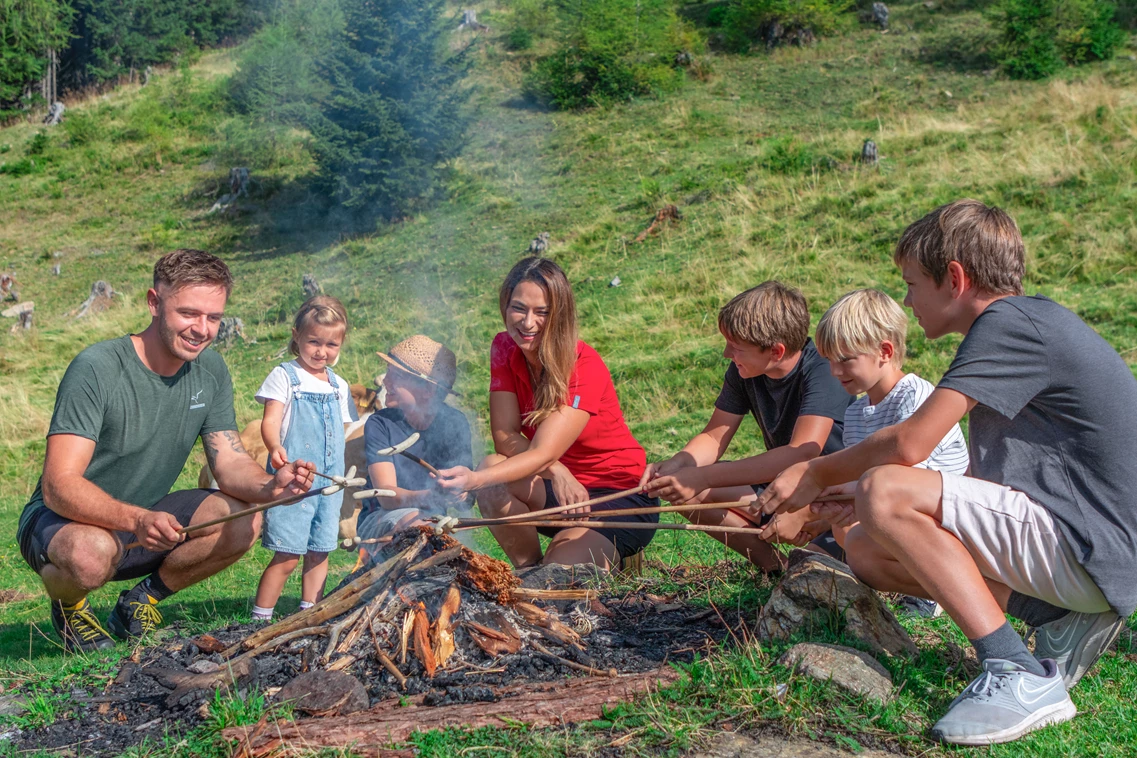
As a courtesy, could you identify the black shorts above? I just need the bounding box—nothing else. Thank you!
[538,481,659,560]
[17,489,215,581]
[750,483,846,562]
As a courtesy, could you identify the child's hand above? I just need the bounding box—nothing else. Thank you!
[436,466,479,496]
[637,457,688,489]
[811,501,856,528]
[270,446,289,471]
[645,467,708,504]
[758,507,812,545]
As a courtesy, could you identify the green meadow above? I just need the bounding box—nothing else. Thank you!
[1,1,1135,754]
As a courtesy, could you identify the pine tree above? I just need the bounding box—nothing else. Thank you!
[303,0,471,220]
[0,0,73,112]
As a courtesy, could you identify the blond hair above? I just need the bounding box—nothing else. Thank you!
[816,289,908,367]
[894,199,1025,296]
[290,295,348,359]
[499,257,578,427]
[718,281,808,353]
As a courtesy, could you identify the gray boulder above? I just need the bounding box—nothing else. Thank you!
[756,550,917,658]
[779,642,893,703]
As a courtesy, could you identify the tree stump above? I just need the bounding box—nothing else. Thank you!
[302,274,322,298]
[861,139,879,165]
[9,308,33,334]
[527,232,550,254]
[229,167,251,198]
[74,281,116,319]
[52,264,61,276]
[215,317,247,346]
[43,102,65,126]
[871,2,889,30]
[0,273,18,302]
[459,10,489,31]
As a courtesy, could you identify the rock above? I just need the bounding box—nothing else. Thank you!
[609,276,621,287]
[691,730,894,757]
[229,167,250,198]
[52,263,61,275]
[779,642,893,703]
[756,550,917,658]
[73,280,116,319]
[861,139,878,165]
[302,273,322,298]
[276,670,368,717]
[459,9,489,31]
[186,660,221,675]
[0,694,27,718]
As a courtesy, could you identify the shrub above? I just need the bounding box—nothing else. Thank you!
[523,0,687,110]
[995,0,1126,80]
[62,112,105,146]
[721,0,852,53]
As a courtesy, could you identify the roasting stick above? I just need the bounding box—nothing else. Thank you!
[121,479,390,551]
[453,498,750,529]
[465,518,796,538]
[465,486,646,528]
[373,432,442,478]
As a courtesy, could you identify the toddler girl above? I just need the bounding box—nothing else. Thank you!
[251,296,354,621]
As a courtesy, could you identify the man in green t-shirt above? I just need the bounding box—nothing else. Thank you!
[17,249,316,652]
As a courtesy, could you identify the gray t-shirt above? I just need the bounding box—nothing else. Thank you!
[715,339,851,462]
[938,296,1137,617]
[18,336,237,537]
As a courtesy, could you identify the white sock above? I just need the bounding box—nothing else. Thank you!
[252,604,274,620]
[299,600,315,610]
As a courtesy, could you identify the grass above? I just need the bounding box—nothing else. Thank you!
[1,0,1136,754]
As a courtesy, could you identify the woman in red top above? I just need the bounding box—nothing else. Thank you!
[438,257,658,568]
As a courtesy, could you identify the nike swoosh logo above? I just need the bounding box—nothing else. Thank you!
[1037,617,1079,655]
[1017,678,1060,705]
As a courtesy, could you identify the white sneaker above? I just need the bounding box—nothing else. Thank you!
[931,658,1076,745]
[898,595,942,618]
[1031,609,1124,688]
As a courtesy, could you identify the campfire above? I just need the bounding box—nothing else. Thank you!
[30,528,738,757]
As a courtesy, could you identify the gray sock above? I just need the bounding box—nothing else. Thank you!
[970,621,1047,676]
[1006,591,1069,627]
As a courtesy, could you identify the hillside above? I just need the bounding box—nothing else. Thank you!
[1,1,1135,755]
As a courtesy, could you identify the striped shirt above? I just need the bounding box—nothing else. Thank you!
[843,373,969,474]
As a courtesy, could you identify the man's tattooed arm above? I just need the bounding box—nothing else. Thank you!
[202,429,250,473]
[202,429,275,501]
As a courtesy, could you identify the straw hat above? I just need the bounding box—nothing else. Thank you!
[376,335,458,395]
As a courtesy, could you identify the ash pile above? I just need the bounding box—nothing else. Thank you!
[15,529,736,756]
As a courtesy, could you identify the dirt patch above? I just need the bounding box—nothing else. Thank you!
[0,590,33,605]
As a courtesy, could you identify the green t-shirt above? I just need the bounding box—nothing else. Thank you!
[19,336,238,534]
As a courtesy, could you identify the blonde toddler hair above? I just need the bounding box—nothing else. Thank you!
[290,295,349,362]
[815,289,907,367]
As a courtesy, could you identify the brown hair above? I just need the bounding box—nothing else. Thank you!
[153,249,233,297]
[894,199,1025,296]
[718,281,809,354]
[499,257,578,427]
[816,289,908,367]
[290,295,349,357]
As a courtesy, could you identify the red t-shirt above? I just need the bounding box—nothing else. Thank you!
[489,332,646,490]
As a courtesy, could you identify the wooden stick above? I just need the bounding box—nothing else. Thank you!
[456,498,758,528]
[531,640,616,678]
[398,450,441,478]
[370,616,407,689]
[467,518,780,538]
[472,486,646,527]
[122,485,333,551]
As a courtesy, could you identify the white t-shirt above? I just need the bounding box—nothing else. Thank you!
[255,360,354,441]
[843,373,969,475]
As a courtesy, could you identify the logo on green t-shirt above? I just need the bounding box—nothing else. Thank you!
[190,389,205,410]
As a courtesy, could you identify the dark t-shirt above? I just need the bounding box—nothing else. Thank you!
[362,405,473,514]
[938,296,1137,617]
[18,336,237,537]
[714,339,850,461]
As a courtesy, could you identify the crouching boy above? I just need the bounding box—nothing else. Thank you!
[799,288,969,616]
[641,281,851,571]
[758,200,1136,745]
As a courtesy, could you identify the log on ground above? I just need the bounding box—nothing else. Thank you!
[223,667,681,753]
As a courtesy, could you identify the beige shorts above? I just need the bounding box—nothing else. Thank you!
[939,472,1109,614]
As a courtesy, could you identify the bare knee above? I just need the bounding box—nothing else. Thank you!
[855,466,908,531]
[49,527,118,591]
[478,453,507,471]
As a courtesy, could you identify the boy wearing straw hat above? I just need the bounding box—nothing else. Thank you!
[357,335,473,543]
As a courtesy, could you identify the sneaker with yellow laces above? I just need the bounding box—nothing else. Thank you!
[107,586,164,640]
[51,598,115,653]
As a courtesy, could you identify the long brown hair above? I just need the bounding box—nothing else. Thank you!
[499,257,578,427]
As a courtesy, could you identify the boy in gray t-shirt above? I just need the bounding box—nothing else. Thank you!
[756,200,1137,746]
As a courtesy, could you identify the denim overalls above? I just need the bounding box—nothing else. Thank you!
[263,362,345,554]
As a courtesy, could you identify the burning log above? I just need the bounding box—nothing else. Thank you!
[411,602,437,677]
[431,584,461,668]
